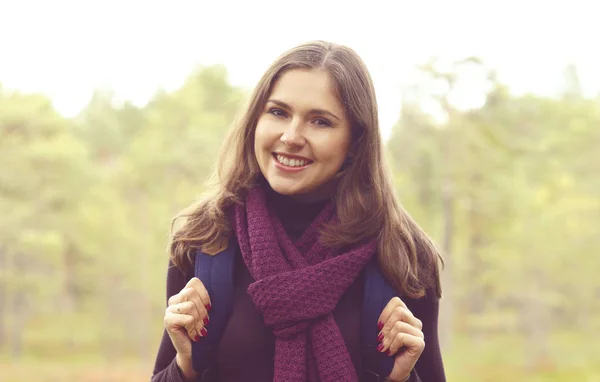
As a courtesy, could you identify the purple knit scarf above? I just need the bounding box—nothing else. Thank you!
[232,185,377,382]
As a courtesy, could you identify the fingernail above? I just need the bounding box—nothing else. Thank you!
[377,333,384,342]
[194,335,201,342]
[386,350,391,356]
[377,321,384,331]
[203,316,210,326]
[377,343,384,352]
[206,303,212,312]
[200,327,208,336]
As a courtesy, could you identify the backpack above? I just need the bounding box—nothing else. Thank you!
[191,238,397,382]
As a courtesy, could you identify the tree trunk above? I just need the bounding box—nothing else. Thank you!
[439,170,454,351]
[466,173,489,343]
[521,268,552,372]
[0,246,7,351]
[8,251,28,360]
[62,238,79,352]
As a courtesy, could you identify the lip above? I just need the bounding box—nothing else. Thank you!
[272,153,312,172]
[273,152,312,162]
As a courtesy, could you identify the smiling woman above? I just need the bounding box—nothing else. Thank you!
[151,40,446,382]
[255,69,352,199]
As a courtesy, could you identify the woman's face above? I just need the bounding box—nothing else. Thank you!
[254,69,352,200]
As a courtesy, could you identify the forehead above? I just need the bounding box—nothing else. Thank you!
[269,69,344,113]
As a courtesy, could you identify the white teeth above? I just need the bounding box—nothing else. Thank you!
[276,154,308,167]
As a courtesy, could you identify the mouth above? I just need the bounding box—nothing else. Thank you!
[272,152,313,171]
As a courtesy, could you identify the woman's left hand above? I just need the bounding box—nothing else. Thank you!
[377,297,425,381]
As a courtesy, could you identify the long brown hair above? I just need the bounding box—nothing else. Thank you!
[170,40,442,298]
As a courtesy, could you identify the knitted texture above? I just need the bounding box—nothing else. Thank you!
[233,186,377,382]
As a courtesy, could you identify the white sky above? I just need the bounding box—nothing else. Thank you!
[1,0,598,138]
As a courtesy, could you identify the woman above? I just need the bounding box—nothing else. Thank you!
[152,40,446,382]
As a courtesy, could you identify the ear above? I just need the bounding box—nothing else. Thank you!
[336,154,354,177]
[337,135,359,176]
[344,140,359,165]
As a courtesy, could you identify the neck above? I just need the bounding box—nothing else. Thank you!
[284,178,339,204]
[262,182,331,240]
[288,191,331,204]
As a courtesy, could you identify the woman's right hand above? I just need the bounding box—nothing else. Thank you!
[164,277,212,361]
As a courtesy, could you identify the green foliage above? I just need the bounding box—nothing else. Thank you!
[388,59,600,377]
[1,61,598,381]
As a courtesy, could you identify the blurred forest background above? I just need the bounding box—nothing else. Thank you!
[1,28,600,382]
[1,59,599,382]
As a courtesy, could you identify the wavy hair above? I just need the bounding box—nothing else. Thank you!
[170,40,442,298]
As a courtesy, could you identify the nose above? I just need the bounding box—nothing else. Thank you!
[280,118,306,148]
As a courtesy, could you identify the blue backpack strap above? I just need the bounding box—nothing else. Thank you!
[362,258,397,381]
[191,239,236,376]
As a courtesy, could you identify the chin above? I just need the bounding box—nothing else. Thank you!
[268,181,304,196]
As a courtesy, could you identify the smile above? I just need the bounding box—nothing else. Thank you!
[272,153,312,171]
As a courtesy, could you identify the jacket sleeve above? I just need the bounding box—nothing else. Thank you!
[407,369,422,382]
[151,350,191,382]
[151,260,200,381]
[407,288,446,382]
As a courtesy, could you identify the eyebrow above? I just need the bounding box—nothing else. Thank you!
[266,99,341,122]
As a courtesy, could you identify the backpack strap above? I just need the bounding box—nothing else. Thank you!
[191,239,236,377]
[362,258,397,381]
[190,241,396,380]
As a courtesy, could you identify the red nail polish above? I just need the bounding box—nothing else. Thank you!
[194,335,201,342]
[201,327,208,336]
[377,333,384,342]
[377,321,384,331]
[206,303,212,312]
[203,316,210,326]
[377,343,384,352]
[386,350,391,356]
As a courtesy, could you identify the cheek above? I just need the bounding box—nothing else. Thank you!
[254,122,267,151]
[255,119,274,141]
[254,121,275,160]
[321,135,351,167]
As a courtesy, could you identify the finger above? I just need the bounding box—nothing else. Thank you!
[381,321,423,354]
[187,289,211,334]
[164,309,197,340]
[383,306,422,334]
[179,287,209,325]
[387,332,425,357]
[185,277,212,337]
[377,297,407,330]
[166,302,203,340]
[168,279,211,339]
[168,292,184,307]
[167,278,212,309]
[166,301,197,317]
[186,277,212,311]
[179,291,209,339]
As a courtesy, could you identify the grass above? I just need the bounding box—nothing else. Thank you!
[2,360,599,382]
[444,331,600,382]
[0,360,151,382]
[2,332,599,381]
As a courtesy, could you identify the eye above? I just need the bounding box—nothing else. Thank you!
[313,118,332,127]
[268,107,287,118]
